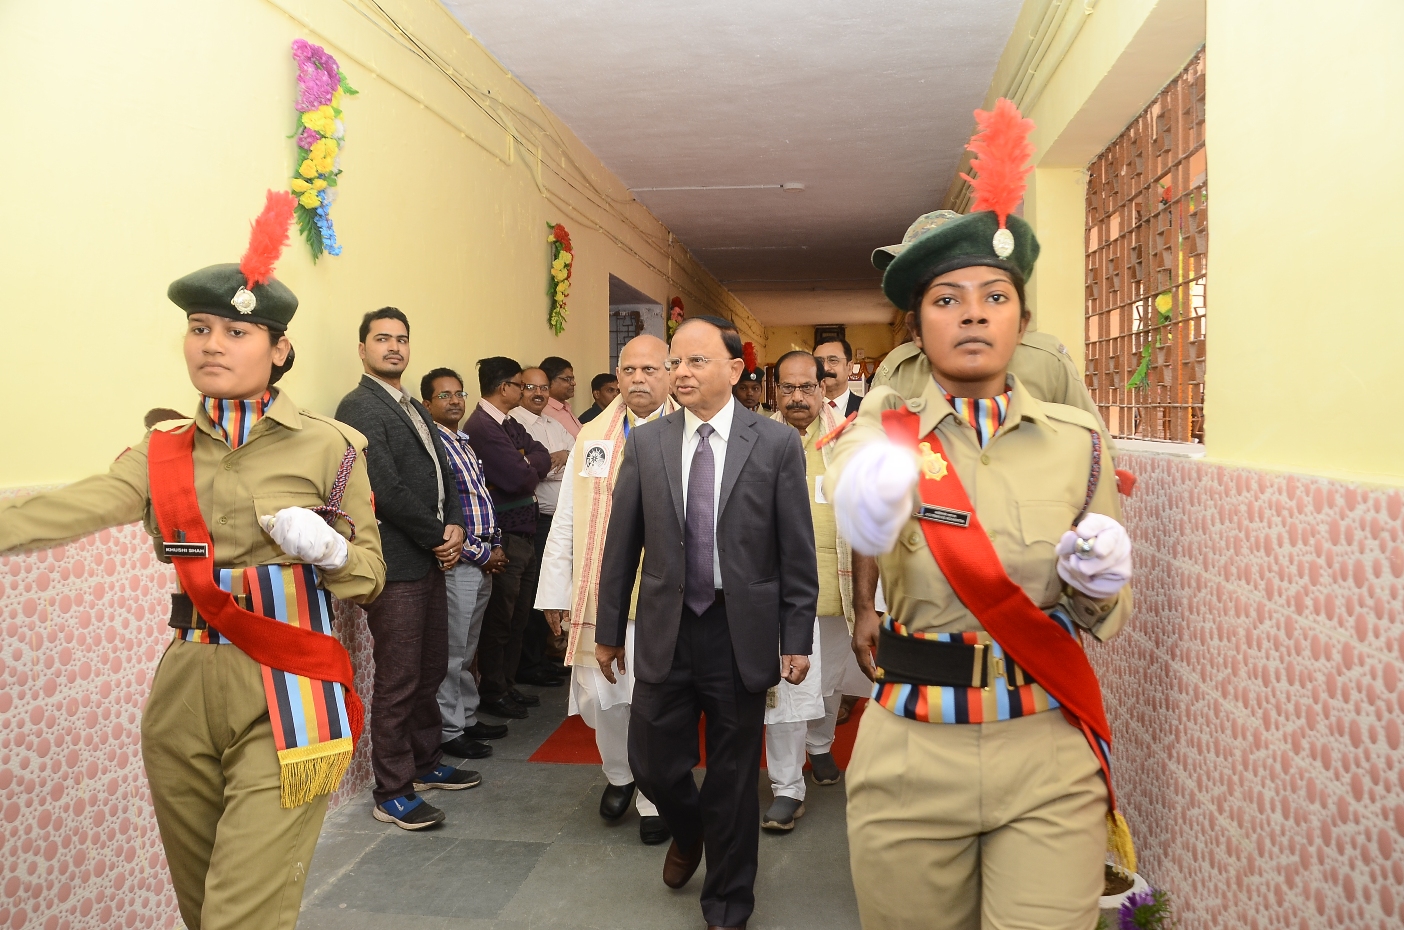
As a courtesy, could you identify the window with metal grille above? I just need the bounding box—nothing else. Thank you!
[609,309,642,371]
[1085,48,1206,444]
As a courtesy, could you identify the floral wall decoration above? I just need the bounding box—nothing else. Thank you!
[289,39,357,261]
[547,223,573,335]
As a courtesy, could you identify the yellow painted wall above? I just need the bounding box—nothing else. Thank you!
[0,0,760,488]
[1205,0,1404,483]
[762,324,897,365]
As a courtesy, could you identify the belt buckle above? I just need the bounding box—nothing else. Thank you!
[982,648,1007,693]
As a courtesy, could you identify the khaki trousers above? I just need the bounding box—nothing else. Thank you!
[846,705,1108,930]
[141,639,329,930]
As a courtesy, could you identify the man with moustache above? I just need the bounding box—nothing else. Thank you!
[760,351,872,832]
[535,335,676,845]
[595,316,818,930]
[336,308,478,831]
[421,368,511,760]
[813,337,863,418]
[510,367,575,688]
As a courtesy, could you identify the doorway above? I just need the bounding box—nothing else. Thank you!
[608,275,664,370]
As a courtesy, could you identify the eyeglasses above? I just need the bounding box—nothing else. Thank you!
[778,382,820,396]
[433,391,468,400]
[664,356,718,372]
[502,381,524,392]
[522,384,550,393]
[552,375,576,385]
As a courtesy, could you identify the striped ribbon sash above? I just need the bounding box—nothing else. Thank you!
[179,562,354,807]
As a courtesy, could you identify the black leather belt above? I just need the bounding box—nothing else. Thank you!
[168,592,248,631]
[876,625,991,689]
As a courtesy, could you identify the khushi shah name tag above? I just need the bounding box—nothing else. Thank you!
[579,440,614,478]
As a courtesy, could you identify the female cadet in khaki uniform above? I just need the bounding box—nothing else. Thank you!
[0,193,386,930]
[827,102,1135,930]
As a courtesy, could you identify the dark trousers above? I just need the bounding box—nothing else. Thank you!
[477,531,534,704]
[629,597,767,929]
[364,571,447,804]
[515,511,554,679]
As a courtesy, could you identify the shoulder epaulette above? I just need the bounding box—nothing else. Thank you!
[301,410,369,450]
[149,418,195,434]
[1040,402,1101,432]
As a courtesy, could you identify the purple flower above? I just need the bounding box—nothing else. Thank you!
[1118,891,1156,930]
[291,39,342,111]
[296,127,321,150]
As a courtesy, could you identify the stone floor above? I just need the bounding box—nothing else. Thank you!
[298,683,861,930]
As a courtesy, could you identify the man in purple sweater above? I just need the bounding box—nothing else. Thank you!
[466,357,553,719]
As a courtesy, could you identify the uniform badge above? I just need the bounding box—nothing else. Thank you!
[579,440,614,478]
[230,286,257,314]
[918,442,948,481]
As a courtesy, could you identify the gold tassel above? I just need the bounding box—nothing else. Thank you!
[1106,810,1137,874]
[277,737,354,809]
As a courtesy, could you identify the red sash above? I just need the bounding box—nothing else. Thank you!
[147,425,364,748]
[881,408,1119,808]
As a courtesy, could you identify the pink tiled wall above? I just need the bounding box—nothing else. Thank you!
[0,516,376,930]
[4,454,1403,928]
[1095,454,1404,929]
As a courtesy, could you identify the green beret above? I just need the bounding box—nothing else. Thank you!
[880,212,1039,311]
[738,367,764,384]
[167,263,298,330]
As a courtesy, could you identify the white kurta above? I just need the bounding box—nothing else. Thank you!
[764,618,825,725]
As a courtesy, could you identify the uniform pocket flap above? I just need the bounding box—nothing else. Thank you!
[1017,500,1077,546]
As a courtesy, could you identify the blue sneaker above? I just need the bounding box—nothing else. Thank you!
[413,764,482,791]
[373,793,444,830]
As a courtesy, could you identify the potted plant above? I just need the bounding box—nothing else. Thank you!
[1098,866,1175,929]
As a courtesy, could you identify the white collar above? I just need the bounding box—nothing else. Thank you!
[828,387,851,409]
[627,403,666,426]
[683,397,736,444]
[477,398,509,424]
[510,406,541,425]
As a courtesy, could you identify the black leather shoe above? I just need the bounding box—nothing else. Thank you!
[480,698,528,719]
[441,735,493,759]
[508,688,541,707]
[639,815,671,845]
[599,782,635,820]
[517,669,565,687]
[463,721,509,740]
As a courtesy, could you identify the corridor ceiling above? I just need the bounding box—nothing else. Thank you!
[441,0,1023,325]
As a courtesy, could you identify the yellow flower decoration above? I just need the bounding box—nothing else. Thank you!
[291,178,312,193]
[332,88,343,109]
[298,159,318,179]
[312,178,328,191]
[299,190,322,209]
[301,106,336,136]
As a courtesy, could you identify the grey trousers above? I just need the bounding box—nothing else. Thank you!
[438,561,493,741]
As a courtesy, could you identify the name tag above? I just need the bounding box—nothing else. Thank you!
[163,541,210,558]
[813,476,828,504]
[915,504,971,528]
[580,440,614,478]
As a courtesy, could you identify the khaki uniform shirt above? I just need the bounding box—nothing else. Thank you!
[873,333,1114,462]
[827,377,1129,642]
[0,390,385,604]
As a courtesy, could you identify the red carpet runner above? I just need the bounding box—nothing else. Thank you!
[529,698,868,769]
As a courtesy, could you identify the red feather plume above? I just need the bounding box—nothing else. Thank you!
[743,341,758,371]
[959,98,1035,230]
[240,190,297,288]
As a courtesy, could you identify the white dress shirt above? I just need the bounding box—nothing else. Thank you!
[681,398,735,589]
[510,406,574,514]
[826,387,852,413]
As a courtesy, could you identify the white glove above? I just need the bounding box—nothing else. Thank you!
[1055,513,1131,599]
[832,439,920,556]
[258,507,349,571]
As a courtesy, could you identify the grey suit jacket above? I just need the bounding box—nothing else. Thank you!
[596,400,818,693]
[335,375,464,583]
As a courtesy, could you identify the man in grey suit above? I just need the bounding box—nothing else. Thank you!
[335,307,480,832]
[596,315,819,930]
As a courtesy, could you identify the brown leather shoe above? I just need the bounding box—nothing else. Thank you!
[662,837,704,888]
